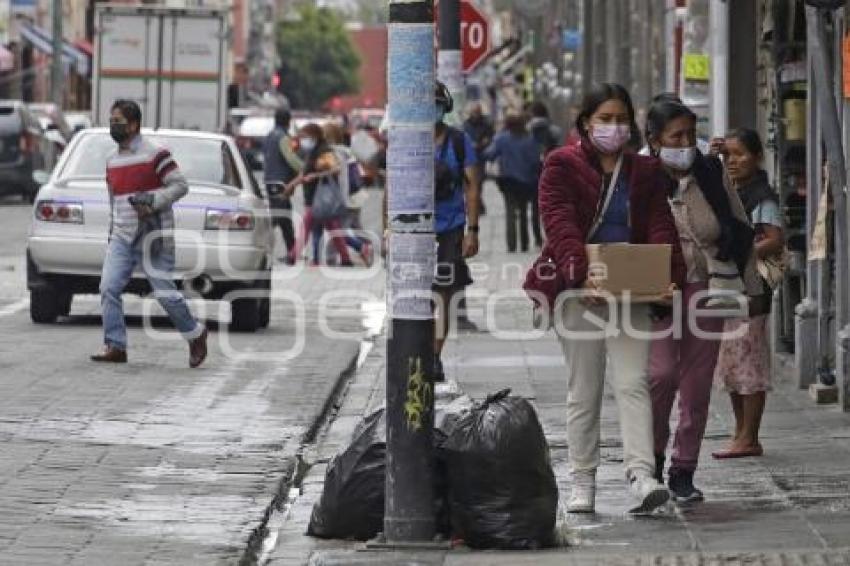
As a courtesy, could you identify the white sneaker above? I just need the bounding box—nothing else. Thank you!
[567,470,596,513]
[627,472,670,515]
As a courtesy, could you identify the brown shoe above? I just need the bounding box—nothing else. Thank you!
[91,346,127,363]
[189,328,208,368]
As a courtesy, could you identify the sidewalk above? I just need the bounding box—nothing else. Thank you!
[267,184,850,565]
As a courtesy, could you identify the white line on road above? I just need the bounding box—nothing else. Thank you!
[0,298,28,318]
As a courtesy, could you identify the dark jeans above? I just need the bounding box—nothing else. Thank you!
[498,177,540,252]
[268,191,295,255]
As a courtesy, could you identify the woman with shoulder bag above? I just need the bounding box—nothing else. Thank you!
[712,129,784,459]
[530,83,686,515]
[285,123,352,266]
[643,100,760,503]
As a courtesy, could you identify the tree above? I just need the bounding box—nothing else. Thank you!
[277,5,361,110]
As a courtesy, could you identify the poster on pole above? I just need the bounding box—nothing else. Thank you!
[387,125,435,222]
[389,233,436,320]
[388,23,435,124]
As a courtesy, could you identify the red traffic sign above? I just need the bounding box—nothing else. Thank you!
[461,0,490,73]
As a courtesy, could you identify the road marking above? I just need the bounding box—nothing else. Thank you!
[0,298,28,318]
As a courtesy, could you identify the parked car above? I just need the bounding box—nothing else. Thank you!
[29,103,74,143]
[0,100,49,202]
[235,115,275,171]
[27,128,274,332]
[64,112,93,136]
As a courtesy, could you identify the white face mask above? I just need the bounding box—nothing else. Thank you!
[589,124,631,154]
[300,137,316,152]
[659,146,697,171]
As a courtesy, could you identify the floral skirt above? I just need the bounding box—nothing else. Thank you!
[714,315,772,394]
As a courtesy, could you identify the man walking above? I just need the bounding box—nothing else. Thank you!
[264,108,303,264]
[91,99,208,368]
[434,81,481,381]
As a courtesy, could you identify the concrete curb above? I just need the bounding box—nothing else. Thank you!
[239,341,364,566]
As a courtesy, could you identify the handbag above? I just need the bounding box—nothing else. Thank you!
[312,175,347,221]
[524,156,623,315]
[756,248,789,290]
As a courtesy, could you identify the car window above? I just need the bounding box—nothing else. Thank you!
[59,133,247,189]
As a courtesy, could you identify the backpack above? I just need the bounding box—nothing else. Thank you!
[435,127,467,201]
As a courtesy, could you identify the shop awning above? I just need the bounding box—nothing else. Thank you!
[19,22,90,76]
[0,46,13,72]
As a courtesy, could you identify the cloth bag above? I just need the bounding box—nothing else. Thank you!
[312,175,347,221]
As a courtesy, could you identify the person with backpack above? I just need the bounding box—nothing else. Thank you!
[481,111,542,252]
[433,81,481,381]
[263,109,303,265]
[527,102,561,246]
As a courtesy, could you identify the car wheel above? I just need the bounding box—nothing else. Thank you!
[258,270,271,329]
[230,296,260,332]
[30,289,60,323]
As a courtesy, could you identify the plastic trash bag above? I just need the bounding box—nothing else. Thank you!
[439,389,558,549]
[307,408,386,540]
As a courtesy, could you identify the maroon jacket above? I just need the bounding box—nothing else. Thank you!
[538,139,686,290]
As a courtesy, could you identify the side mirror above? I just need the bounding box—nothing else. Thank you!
[32,170,50,186]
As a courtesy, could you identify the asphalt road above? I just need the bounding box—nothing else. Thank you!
[0,192,385,565]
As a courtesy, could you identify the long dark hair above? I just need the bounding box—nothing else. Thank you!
[575,83,638,140]
[644,100,697,156]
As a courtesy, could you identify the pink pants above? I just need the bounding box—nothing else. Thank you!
[291,208,351,264]
[648,282,723,472]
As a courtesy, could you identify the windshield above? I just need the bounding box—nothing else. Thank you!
[59,133,242,188]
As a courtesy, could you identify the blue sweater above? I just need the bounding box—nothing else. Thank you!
[482,131,541,187]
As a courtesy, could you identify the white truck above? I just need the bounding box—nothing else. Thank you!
[93,5,229,132]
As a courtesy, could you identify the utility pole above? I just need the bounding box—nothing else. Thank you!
[382,0,437,545]
[438,0,464,126]
[581,0,593,96]
[51,0,62,107]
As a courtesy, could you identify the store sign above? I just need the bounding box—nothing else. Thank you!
[683,53,710,82]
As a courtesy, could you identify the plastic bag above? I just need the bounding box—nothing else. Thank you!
[439,389,558,549]
[307,408,386,540]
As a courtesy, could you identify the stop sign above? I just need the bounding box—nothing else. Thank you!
[461,0,490,73]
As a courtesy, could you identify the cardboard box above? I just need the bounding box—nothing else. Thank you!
[585,244,671,302]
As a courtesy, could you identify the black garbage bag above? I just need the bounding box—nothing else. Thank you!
[307,408,386,540]
[439,389,558,550]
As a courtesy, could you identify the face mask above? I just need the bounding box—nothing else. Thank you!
[589,124,631,154]
[300,138,316,152]
[110,123,129,144]
[659,146,697,171]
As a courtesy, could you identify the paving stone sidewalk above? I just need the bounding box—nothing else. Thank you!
[267,185,850,565]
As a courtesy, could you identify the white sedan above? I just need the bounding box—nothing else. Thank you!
[27,129,274,332]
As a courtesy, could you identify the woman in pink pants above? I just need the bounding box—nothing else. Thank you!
[643,99,759,502]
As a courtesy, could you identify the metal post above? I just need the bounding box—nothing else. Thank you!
[438,0,463,126]
[806,5,850,409]
[709,0,728,137]
[383,0,437,544]
[581,0,594,96]
[606,0,620,83]
[796,42,823,388]
[50,0,62,107]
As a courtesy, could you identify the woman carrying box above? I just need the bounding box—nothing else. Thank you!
[531,83,685,515]
[643,100,759,503]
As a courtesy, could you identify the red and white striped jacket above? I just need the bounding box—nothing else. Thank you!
[105,134,188,249]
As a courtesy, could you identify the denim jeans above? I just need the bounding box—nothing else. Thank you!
[100,236,203,350]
